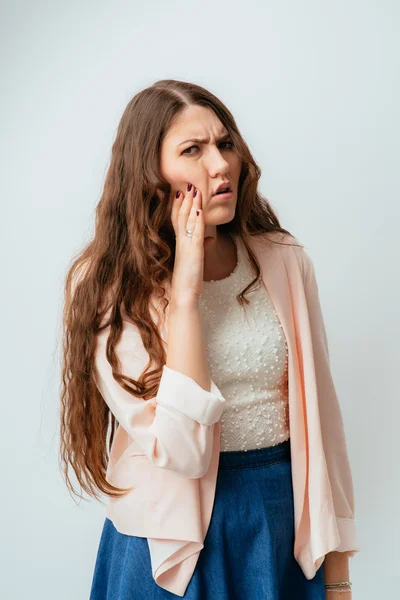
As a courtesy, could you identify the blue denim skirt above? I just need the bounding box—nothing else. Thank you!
[89,438,326,599]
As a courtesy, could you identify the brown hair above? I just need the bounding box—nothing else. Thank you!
[59,79,300,503]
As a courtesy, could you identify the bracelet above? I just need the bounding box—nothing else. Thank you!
[324,580,352,593]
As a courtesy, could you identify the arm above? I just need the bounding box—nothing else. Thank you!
[94,306,225,480]
[323,551,351,597]
[298,245,360,555]
[166,298,213,395]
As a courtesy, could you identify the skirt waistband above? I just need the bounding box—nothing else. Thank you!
[218,438,291,471]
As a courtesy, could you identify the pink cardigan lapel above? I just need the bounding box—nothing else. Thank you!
[247,233,341,572]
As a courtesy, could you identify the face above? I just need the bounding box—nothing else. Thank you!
[159,105,242,227]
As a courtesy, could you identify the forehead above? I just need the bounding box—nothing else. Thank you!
[163,105,227,144]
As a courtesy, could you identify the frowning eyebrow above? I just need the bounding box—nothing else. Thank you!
[177,131,231,147]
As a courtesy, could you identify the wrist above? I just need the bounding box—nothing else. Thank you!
[169,294,200,313]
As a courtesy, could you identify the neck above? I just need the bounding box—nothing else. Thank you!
[202,225,236,281]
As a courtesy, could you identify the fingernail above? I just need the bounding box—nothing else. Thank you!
[193,188,197,197]
[196,210,199,216]
[175,190,180,198]
[187,183,192,191]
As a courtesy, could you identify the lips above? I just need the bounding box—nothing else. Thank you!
[213,182,232,195]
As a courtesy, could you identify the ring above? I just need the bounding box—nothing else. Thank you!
[185,229,194,238]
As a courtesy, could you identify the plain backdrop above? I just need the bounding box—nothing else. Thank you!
[1,1,399,598]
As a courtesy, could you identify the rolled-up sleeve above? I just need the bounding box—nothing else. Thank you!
[94,320,226,479]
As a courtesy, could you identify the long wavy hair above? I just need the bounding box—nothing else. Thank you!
[59,79,301,503]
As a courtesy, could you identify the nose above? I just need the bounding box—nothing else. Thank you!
[207,152,230,179]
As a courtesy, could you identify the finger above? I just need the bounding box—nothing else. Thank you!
[170,190,184,235]
[185,202,198,238]
[177,184,195,238]
[192,187,204,239]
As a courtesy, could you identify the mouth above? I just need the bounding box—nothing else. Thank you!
[213,182,232,196]
[212,190,233,200]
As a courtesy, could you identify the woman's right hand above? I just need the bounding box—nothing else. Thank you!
[170,183,205,307]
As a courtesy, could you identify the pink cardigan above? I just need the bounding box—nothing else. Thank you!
[94,231,360,597]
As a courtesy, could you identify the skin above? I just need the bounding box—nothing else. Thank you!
[160,105,242,281]
[323,551,351,598]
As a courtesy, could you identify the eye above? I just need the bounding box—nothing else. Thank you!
[182,141,234,156]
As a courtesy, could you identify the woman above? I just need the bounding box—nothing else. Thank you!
[60,80,360,599]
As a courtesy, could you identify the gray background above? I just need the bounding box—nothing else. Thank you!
[1,0,399,598]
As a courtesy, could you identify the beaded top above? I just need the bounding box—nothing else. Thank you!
[199,233,290,452]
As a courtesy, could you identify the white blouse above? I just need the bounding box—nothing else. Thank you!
[199,232,290,452]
